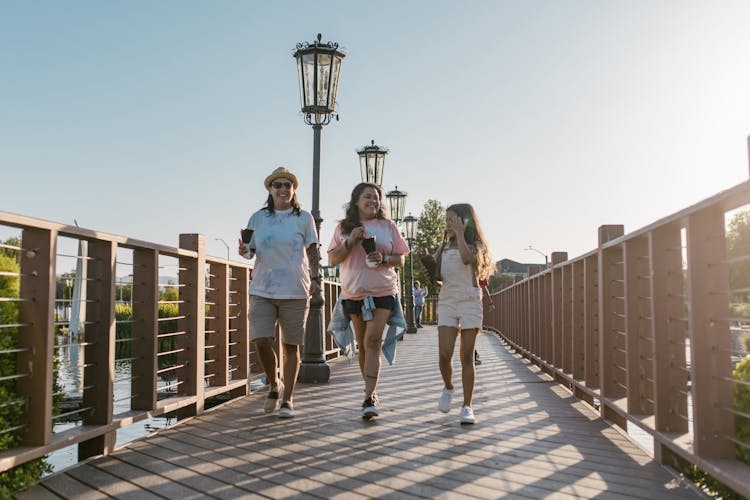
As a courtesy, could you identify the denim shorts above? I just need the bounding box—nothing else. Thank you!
[342,295,396,317]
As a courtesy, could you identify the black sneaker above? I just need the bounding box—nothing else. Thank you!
[474,350,482,366]
[362,396,378,420]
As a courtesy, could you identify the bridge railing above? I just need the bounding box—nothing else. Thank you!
[0,212,342,475]
[484,180,750,497]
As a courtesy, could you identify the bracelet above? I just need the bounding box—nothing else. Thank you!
[311,276,321,283]
[382,254,388,265]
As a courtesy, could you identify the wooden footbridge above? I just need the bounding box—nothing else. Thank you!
[17,328,698,499]
[3,178,750,498]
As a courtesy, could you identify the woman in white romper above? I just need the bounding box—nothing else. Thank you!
[421,203,494,424]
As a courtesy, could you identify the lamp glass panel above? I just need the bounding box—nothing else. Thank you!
[359,155,367,183]
[329,55,342,109]
[375,156,384,186]
[316,53,332,107]
[296,57,305,110]
[302,53,316,108]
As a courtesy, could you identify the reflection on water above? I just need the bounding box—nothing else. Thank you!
[49,334,174,473]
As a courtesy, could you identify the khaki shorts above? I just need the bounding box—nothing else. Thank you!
[249,295,309,345]
[437,289,483,330]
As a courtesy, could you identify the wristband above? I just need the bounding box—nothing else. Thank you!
[382,254,388,265]
[311,276,321,283]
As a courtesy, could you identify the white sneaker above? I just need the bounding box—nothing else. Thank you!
[438,387,454,413]
[264,381,283,413]
[278,401,294,418]
[460,405,475,424]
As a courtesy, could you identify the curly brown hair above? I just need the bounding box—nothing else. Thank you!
[338,183,388,234]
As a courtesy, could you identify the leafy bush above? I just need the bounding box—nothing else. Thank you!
[742,331,750,354]
[0,250,52,498]
[734,356,750,465]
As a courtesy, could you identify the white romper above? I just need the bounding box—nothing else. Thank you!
[436,248,483,329]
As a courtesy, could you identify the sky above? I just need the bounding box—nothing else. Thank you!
[2,1,750,266]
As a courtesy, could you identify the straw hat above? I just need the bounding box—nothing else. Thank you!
[264,167,299,189]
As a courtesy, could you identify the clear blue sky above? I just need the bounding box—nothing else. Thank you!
[2,1,750,265]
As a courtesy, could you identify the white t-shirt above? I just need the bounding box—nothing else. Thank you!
[246,207,318,299]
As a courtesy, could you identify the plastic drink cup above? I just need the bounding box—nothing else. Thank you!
[362,236,377,267]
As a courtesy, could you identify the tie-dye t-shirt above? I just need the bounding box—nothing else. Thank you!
[246,207,318,299]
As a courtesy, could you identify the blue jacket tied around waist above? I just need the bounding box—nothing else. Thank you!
[326,294,406,365]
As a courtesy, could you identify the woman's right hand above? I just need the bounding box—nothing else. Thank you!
[238,240,255,260]
[349,226,365,244]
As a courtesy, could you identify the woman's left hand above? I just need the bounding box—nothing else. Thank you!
[446,214,466,235]
[367,251,383,266]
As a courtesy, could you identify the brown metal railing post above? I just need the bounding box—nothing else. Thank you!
[80,239,117,460]
[624,236,652,415]
[18,227,56,446]
[572,260,585,381]
[584,254,599,389]
[598,225,625,426]
[211,262,229,387]
[178,234,206,418]
[231,265,250,382]
[686,210,734,458]
[132,248,158,410]
[649,226,689,455]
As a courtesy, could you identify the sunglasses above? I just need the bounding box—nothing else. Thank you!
[271,181,292,189]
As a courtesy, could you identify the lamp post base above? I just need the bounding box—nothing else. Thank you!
[298,362,331,383]
[298,291,330,383]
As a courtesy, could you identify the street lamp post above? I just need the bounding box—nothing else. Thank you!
[294,33,345,383]
[357,140,388,186]
[403,213,418,333]
[215,238,230,261]
[525,245,548,269]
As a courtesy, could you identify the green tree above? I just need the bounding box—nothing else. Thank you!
[727,210,750,300]
[410,199,445,287]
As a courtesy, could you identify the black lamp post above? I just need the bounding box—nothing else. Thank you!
[293,33,345,383]
[357,140,388,187]
[403,213,418,333]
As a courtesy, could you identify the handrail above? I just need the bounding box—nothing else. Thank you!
[0,214,343,477]
[484,179,750,497]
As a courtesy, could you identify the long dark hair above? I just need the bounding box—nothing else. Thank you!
[338,182,388,234]
[444,203,494,280]
[263,193,301,216]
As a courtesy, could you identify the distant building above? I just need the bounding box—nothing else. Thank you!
[496,259,545,277]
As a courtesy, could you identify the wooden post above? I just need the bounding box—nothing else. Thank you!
[598,225,626,426]
[624,236,652,415]
[572,260,585,380]
[210,262,229,387]
[18,227,56,446]
[584,254,599,389]
[80,238,117,460]
[131,248,158,411]
[686,210,734,458]
[177,234,206,418]
[649,225,689,463]
[231,265,250,383]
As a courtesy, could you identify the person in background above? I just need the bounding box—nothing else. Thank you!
[420,203,493,424]
[238,167,320,419]
[412,280,428,328]
[328,182,410,420]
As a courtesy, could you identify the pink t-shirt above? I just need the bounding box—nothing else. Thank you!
[328,218,410,300]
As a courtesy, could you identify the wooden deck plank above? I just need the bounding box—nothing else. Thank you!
[20,327,702,499]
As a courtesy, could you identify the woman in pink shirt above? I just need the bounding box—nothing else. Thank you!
[328,183,410,419]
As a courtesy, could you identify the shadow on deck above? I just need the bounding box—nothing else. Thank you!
[18,328,701,499]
